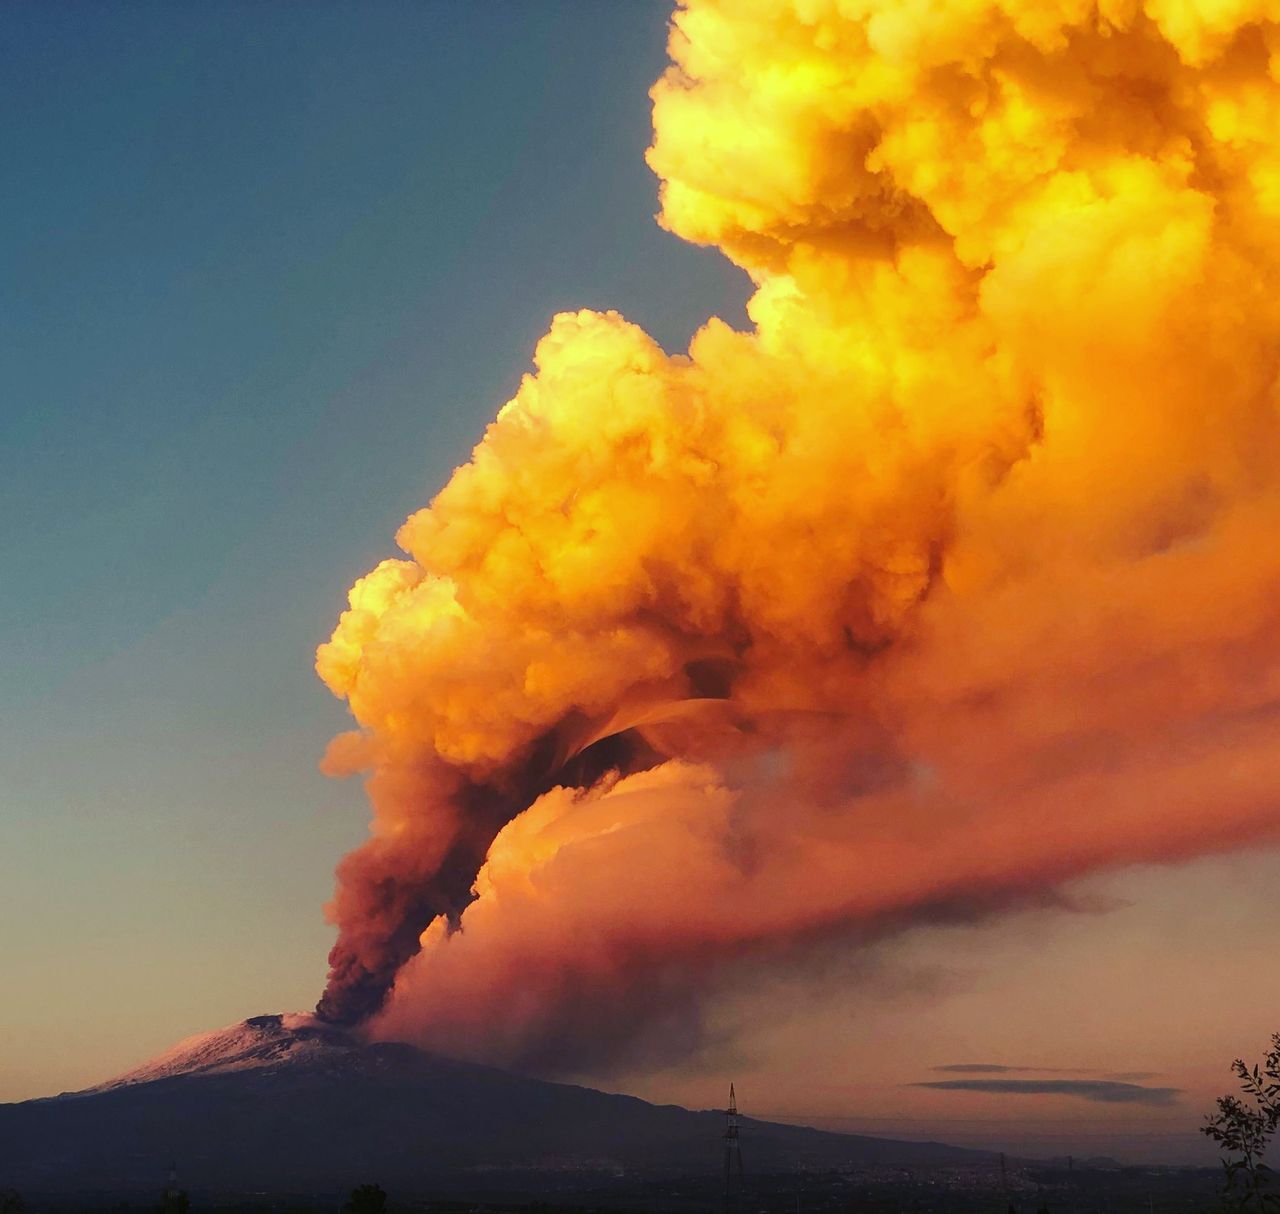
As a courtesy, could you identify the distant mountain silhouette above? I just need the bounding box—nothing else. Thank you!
[0,1013,995,1201]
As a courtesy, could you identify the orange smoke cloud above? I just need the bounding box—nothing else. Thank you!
[315,0,1280,1066]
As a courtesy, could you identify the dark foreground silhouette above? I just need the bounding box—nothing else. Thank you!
[0,1015,990,1204]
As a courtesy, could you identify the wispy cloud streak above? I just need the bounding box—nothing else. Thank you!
[913,1080,1181,1106]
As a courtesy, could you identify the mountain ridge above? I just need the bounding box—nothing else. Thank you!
[1,1012,998,1201]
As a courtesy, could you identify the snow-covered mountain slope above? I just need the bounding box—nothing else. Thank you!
[86,1012,354,1092]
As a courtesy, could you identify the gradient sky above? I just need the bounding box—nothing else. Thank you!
[2,0,1277,1167]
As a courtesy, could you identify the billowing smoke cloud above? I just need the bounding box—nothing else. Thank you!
[314,0,1280,1068]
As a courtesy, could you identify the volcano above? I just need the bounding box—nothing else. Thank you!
[0,1013,994,1202]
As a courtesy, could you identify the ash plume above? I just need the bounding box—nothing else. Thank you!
[315,0,1280,1067]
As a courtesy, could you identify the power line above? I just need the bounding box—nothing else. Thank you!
[724,1083,744,1214]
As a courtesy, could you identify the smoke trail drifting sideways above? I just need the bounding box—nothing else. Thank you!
[315,0,1280,1064]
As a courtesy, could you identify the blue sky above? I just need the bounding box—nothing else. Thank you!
[0,0,748,1098]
